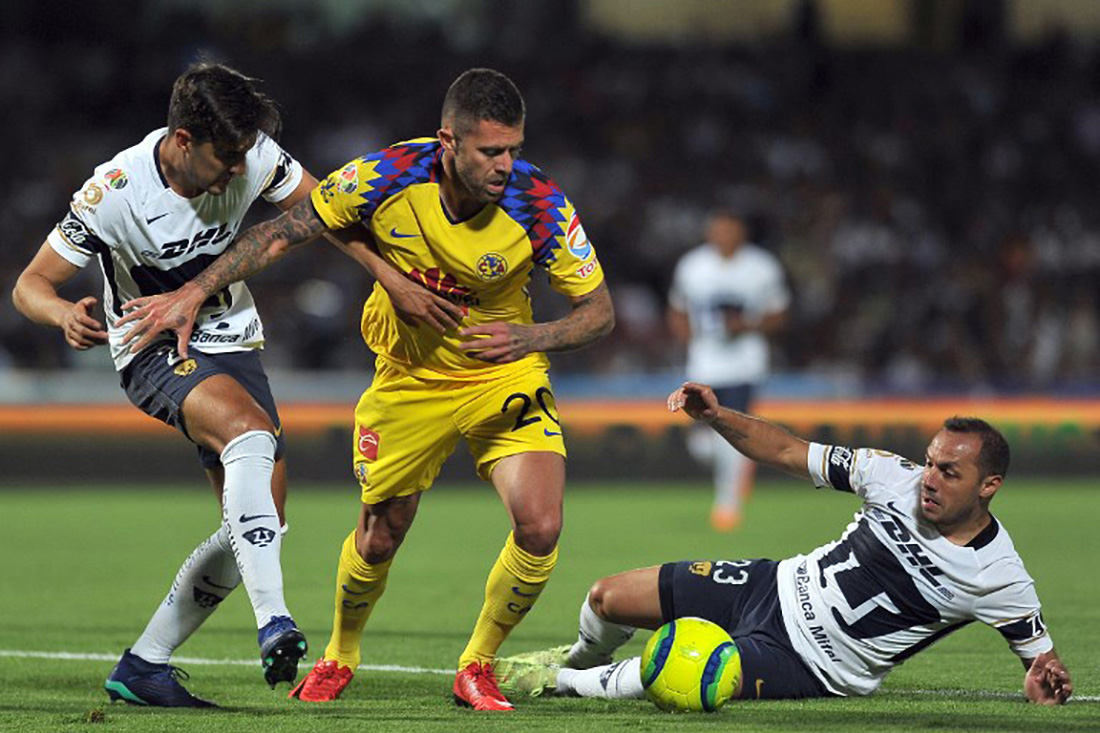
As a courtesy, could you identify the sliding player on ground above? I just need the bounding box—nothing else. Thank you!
[495,382,1072,706]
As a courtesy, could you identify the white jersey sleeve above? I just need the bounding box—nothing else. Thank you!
[254,134,303,204]
[46,174,132,268]
[973,550,1053,662]
[807,443,921,503]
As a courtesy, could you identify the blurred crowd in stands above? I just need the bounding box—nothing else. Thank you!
[2,2,1097,394]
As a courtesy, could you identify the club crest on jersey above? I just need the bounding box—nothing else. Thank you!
[174,359,198,377]
[475,252,509,282]
[104,168,129,190]
[566,213,593,261]
[338,163,359,194]
[689,561,713,577]
[358,426,380,461]
[354,461,370,484]
[82,182,103,206]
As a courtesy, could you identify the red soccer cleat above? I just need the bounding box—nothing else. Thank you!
[287,658,354,702]
[453,661,515,711]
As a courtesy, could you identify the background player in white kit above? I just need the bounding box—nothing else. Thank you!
[667,209,789,531]
[496,382,1073,706]
[11,62,462,708]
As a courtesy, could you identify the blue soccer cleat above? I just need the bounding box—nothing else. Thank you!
[258,615,308,687]
[104,648,216,708]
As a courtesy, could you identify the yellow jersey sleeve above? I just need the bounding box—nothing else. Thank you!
[495,160,604,298]
[311,138,441,230]
[538,193,604,297]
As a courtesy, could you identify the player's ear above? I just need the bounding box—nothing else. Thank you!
[978,474,1003,501]
[438,126,456,153]
[172,128,194,153]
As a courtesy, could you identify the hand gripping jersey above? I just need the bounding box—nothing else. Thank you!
[310,138,605,381]
[776,444,1053,696]
[47,128,303,370]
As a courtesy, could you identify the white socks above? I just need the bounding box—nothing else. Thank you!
[220,430,289,628]
[558,657,645,699]
[566,593,636,669]
[130,525,241,664]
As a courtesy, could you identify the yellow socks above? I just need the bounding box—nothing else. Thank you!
[458,532,558,668]
[323,531,391,669]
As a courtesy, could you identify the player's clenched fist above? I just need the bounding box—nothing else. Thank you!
[667,381,721,424]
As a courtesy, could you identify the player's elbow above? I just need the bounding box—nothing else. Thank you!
[11,274,33,319]
[596,304,615,340]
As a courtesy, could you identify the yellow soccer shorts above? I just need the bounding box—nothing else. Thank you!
[351,360,567,503]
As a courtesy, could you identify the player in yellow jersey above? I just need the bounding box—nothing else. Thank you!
[118,68,616,711]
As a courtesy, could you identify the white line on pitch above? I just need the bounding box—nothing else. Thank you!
[0,650,1094,702]
[0,649,452,675]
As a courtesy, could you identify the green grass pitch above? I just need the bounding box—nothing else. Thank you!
[1,479,1097,732]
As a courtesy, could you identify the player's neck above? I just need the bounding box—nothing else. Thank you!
[935,509,992,546]
[157,137,202,199]
[438,152,484,222]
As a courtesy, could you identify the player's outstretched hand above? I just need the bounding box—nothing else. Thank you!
[668,382,721,423]
[118,282,206,358]
[1024,650,1072,705]
[381,269,465,334]
[458,322,533,363]
[61,296,109,350]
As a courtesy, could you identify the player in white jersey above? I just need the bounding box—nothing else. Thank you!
[668,210,789,531]
[494,382,1072,706]
[13,63,321,708]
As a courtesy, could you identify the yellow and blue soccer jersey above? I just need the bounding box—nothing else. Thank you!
[311,138,604,380]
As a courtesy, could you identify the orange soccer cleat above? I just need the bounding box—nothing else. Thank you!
[452,661,515,711]
[287,658,354,702]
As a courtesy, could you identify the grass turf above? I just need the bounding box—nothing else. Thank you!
[0,479,1096,732]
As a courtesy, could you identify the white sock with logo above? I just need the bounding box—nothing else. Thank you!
[220,430,288,628]
[566,593,636,669]
[557,657,644,699]
[130,525,241,664]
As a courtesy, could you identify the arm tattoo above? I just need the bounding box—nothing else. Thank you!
[529,282,615,353]
[193,197,327,296]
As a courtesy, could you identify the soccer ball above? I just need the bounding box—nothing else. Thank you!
[640,617,741,713]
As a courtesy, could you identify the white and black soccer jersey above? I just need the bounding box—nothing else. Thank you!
[46,128,303,370]
[667,243,789,386]
[776,444,1053,696]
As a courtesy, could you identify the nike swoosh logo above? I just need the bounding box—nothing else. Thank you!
[511,586,541,598]
[342,584,372,595]
[239,513,276,523]
[544,429,562,437]
[274,424,283,437]
[145,212,170,225]
[202,575,236,591]
[389,227,419,239]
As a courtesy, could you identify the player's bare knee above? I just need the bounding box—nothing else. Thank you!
[587,578,615,620]
[359,531,399,564]
[513,518,560,556]
[224,412,275,442]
